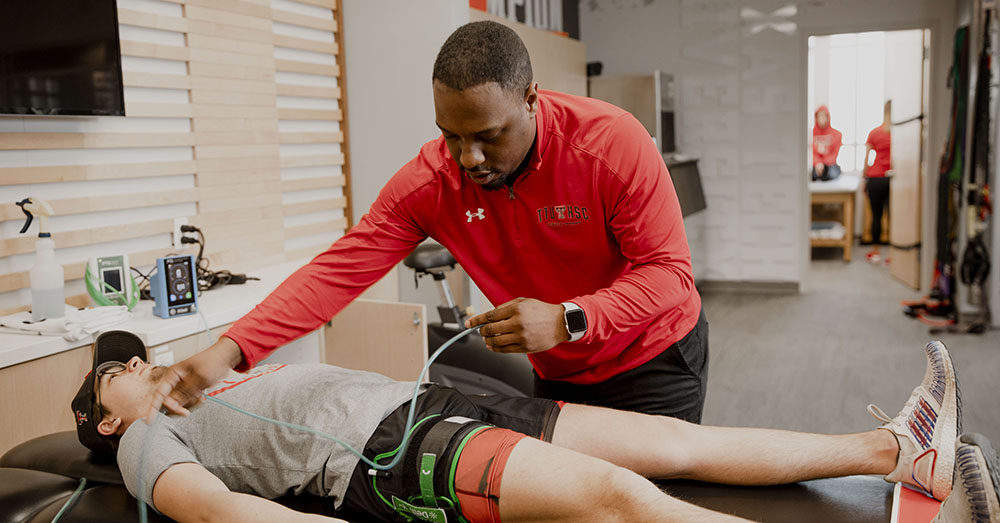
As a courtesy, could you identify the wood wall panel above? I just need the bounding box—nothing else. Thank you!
[117,9,189,32]
[189,75,276,92]
[195,155,281,172]
[0,132,194,150]
[124,103,194,117]
[0,189,198,221]
[282,197,348,216]
[0,161,197,184]
[187,34,275,55]
[277,108,342,121]
[197,169,281,187]
[294,0,336,9]
[282,175,346,192]
[2,219,174,256]
[185,19,272,42]
[275,60,339,77]
[190,90,278,106]
[286,218,348,239]
[184,6,271,31]
[192,118,278,132]
[271,10,337,32]
[120,41,191,61]
[275,84,341,99]
[123,71,192,90]
[279,132,344,144]
[0,0,351,310]
[279,153,345,168]
[273,34,338,54]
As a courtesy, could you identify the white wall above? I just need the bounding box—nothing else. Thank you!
[341,1,469,303]
[581,0,956,290]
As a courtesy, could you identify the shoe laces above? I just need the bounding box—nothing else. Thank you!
[868,403,896,424]
[868,390,923,428]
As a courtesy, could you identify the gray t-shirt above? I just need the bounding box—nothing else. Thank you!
[118,363,417,511]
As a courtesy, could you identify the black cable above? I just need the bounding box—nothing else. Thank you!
[179,226,259,292]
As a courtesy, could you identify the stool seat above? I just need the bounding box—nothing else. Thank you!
[403,244,456,272]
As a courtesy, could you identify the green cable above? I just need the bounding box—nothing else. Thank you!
[136,311,478,521]
[51,477,87,523]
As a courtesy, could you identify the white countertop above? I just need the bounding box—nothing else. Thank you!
[0,259,309,369]
[809,173,861,194]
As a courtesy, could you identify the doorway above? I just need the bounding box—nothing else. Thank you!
[806,29,930,290]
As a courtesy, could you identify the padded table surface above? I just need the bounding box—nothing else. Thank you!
[1,432,894,522]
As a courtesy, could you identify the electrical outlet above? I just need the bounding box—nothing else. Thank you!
[153,345,175,366]
[172,217,188,250]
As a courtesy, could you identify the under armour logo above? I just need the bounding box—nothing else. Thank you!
[76,410,88,425]
[466,208,485,222]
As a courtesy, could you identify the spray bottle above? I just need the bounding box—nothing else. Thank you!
[16,198,65,321]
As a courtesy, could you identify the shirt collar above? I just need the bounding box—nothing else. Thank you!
[524,91,551,174]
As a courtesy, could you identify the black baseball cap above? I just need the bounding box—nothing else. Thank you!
[71,330,148,454]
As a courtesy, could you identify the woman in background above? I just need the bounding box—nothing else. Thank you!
[811,105,843,181]
[864,100,893,264]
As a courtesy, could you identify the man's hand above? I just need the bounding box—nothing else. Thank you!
[145,336,243,421]
[816,163,825,175]
[464,298,570,354]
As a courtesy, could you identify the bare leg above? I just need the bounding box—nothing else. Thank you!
[550,404,900,485]
[499,436,750,522]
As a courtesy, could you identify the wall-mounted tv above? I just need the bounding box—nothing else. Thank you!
[0,1,125,116]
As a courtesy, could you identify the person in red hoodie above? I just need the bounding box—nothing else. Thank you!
[864,100,893,264]
[147,22,708,423]
[812,105,843,181]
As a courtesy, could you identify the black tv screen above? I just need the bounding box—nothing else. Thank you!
[0,1,125,116]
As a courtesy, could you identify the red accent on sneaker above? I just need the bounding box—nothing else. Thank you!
[911,448,938,493]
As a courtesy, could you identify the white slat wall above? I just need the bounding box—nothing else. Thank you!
[272,0,347,263]
[0,0,348,314]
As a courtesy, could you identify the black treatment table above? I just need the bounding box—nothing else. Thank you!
[0,432,894,522]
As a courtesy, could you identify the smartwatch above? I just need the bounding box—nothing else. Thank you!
[561,302,587,342]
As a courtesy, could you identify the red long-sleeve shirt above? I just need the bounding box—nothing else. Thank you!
[225,90,701,384]
[866,126,892,177]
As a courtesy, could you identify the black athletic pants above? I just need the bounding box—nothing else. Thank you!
[866,176,890,245]
[532,308,709,423]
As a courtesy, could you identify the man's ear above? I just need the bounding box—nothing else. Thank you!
[97,416,122,436]
[524,82,539,116]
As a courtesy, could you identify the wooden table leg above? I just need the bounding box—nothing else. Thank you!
[843,193,853,262]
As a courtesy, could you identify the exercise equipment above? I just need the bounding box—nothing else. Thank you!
[403,243,534,397]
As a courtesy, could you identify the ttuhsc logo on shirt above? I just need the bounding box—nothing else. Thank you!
[536,205,589,227]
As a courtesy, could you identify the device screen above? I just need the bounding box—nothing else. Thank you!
[101,268,123,294]
[165,257,196,306]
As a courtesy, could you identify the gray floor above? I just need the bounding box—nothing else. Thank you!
[700,245,1000,446]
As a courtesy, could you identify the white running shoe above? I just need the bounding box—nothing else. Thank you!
[933,434,1000,523]
[868,340,962,500]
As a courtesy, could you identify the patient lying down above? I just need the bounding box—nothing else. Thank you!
[72,331,998,523]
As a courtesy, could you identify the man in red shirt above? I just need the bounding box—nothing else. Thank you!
[149,21,707,422]
[864,101,893,264]
[812,105,843,181]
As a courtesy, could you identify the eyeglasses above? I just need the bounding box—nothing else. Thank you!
[93,361,127,421]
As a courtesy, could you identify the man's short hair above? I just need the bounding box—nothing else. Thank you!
[432,21,533,96]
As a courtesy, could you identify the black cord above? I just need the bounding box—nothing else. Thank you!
[130,266,153,300]
[180,226,259,292]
